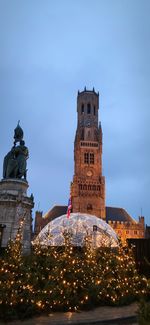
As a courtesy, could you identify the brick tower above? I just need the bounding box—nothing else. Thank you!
[71,88,105,219]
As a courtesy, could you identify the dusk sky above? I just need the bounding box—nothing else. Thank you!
[0,0,150,225]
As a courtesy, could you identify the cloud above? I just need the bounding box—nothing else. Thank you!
[0,0,150,225]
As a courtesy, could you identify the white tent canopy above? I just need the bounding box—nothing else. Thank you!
[34,213,118,248]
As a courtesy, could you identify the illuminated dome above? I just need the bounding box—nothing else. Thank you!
[34,213,118,248]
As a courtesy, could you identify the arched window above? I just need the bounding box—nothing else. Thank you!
[84,152,89,164]
[81,129,84,140]
[84,152,94,164]
[87,103,91,114]
[83,184,87,190]
[87,203,93,211]
[81,103,84,114]
[94,105,96,115]
[90,153,94,164]
[87,131,90,139]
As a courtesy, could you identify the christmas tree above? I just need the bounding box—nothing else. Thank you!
[0,228,148,320]
[0,219,28,319]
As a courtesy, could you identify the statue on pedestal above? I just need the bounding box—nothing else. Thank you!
[3,122,29,180]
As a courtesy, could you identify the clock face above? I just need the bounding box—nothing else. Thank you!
[87,170,92,177]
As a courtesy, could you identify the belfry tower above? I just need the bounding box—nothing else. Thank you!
[71,88,105,219]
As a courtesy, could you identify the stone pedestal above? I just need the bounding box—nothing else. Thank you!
[0,178,34,254]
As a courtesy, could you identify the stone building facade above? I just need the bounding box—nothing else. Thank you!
[0,179,34,253]
[106,208,145,242]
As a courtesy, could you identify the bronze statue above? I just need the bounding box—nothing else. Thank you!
[3,124,29,180]
[14,140,29,179]
[3,147,18,178]
[14,120,24,145]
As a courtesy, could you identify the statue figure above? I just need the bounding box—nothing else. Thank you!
[3,123,29,180]
[14,121,24,145]
[3,147,18,178]
[14,140,29,179]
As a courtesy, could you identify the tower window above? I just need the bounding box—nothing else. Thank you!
[84,152,94,164]
[81,129,84,140]
[87,204,93,211]
[84,152,89,164]
[81,104,84,114]
[90,153,94,164]
[79,184,82,190]
[94,106,96,115]
[87,103,91,114]
[87,131,90,139]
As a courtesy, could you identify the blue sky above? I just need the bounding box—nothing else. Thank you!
[0,0,150,225]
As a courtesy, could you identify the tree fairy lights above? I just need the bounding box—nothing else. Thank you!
[0,223,148,320]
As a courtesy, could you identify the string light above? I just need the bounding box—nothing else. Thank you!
[0,226,148,320]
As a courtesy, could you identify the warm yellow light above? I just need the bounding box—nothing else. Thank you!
[36,301,42,307]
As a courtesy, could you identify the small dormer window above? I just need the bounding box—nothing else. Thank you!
[81,104,84,114]
[87,103,91,114]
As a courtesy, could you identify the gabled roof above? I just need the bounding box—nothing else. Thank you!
[43,205,67,222]
[42,205,136,225]
[106,206,137,224]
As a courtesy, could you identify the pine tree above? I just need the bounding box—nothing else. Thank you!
[0,227,148,319]
[48,230,84,311]
[0,219,26,319]
[28,234,60,312]
[95,240,148,306]
[31,233,148,312]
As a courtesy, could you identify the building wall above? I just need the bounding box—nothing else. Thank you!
[108,217,145,242]
[0,179,34,254]
[34,211,45,237]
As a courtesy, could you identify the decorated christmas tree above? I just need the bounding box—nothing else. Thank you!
[0,219,27,319]
[0,227,148,320]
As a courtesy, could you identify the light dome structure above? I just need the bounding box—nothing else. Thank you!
[34,213,118,248]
